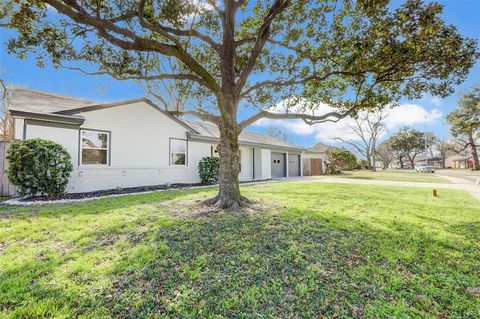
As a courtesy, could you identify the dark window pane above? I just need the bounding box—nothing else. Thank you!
[82,149,107,165]
[82,131,108,148]
[171,153,186,165]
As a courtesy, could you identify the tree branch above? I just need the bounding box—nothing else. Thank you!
[236,0,291,94]
[239,107,356,129]
[62,65,207,86]
[240,71,364,97]
[46,0,222,95]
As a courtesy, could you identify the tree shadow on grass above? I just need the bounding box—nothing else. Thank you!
[99,211,479,319]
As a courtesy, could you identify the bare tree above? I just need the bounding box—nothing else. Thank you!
[376,141,395,169]
[335,110,387,171]
[435,137,457,169]
[267,128,289,143]
[0,80,14,142]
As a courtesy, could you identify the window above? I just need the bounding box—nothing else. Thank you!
[80,130,109,165]
[170,139,187,166]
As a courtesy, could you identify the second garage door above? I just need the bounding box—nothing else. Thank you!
[271,152,286,178]
[288,154,300,177]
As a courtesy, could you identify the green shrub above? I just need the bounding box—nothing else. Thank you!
[7,138,73,197]
[327,148,357,172]
[198,156,219,184]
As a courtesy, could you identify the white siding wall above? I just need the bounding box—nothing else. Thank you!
[13,118,24,140]
[21,102,214,192]
[77,102,188,167]
[239,146,253,181]
[25,121,78,161]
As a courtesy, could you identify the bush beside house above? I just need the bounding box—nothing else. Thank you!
[327,149,357,173]
[7,139,73,197]
[198,156,220,185]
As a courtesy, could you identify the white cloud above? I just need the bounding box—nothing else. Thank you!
[383,104,442,129]
[253,101,442,144]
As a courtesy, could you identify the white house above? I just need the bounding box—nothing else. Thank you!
[9,88,304,193]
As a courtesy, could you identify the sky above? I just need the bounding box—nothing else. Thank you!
[1,0,479,150]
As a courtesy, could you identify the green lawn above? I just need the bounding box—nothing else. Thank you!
[333,169,447,183]
[1,182,479,318]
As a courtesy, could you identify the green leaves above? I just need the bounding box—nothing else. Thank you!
[447,85,480,138]
[198,156,219,185]
[328,148,357,171]
[6,138,73,197]
[2,0,478,129]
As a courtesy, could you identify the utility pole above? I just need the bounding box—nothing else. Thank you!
[424,115,428,168]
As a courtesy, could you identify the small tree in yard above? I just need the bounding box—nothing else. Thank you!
[446,85,480,170]
[198,156,220,185]
[7,139,73,197]
[3,0,478,210]
[328,149,357,172]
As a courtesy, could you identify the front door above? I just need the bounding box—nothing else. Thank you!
[311,159,322,175]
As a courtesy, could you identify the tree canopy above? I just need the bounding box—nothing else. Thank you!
[447,85,480,139]
[4,0,478,125]
[388,126,434,169]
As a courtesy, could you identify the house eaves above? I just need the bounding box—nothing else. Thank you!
[187,132,305,152]
[9,109,85,126]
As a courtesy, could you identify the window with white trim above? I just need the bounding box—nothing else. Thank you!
[80,130,109,165]
[170,139,187,166]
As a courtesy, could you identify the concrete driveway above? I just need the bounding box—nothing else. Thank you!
[435,169,480,184]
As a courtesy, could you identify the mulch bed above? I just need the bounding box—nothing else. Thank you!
[19,183,203,202]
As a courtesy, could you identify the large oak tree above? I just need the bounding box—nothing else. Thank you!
[3,0,478,210]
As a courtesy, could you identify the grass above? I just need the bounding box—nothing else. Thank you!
[332,169,447,183]
[0,181,479,318]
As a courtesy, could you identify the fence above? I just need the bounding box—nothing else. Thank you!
[0,141,16,196]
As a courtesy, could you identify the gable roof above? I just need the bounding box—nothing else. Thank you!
[184,120,304,151]
[306,142,336,154]
[9,88,94,113]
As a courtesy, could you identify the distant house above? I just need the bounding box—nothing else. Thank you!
[415,156,443,169]
[445,154,474,169]
[9,88,305,193]
[302,142,335,175]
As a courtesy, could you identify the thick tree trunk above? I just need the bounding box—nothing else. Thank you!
[399,157,404,169]
[469,134,480,170]
[441,152,446,169]
[407,155,415,170]
[204,120,247,211]
[371,142,377,172]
